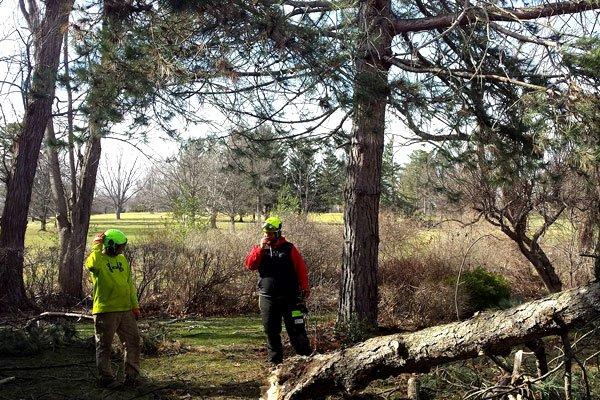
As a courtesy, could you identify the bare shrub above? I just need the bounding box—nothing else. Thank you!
[377,216,552,329]
[542,223,595,289]
[127,228,256,316]
[25,210,588,321]
[23,246,60,305]
[379,256,469,328]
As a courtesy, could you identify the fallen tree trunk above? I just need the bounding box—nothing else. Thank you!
[266,282,600,400]
[24,311,93,330]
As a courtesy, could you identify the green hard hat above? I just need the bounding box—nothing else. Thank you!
[262,216,282,232]
[104,229,128,246]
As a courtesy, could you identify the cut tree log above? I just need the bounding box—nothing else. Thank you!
[265,282,600,400]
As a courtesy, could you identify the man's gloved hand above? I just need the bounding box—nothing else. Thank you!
[93,232,105,245]
[296,300,309,315]
[132,308,141,319]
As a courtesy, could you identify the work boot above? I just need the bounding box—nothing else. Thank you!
[123,374,147,388]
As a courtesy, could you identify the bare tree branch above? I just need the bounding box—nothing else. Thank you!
[393,1,600,34]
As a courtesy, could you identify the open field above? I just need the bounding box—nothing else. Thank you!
[24,212,344,248]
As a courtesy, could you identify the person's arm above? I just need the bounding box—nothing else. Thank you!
[290,245,310,298]
[84,232,104,274]
[244,245,264,271]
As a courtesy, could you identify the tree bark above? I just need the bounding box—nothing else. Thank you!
[46,120,72,271]
[516,238,562,293]
[266,282,600,400]
[60,134,101,303]
[209,209,218,229]
[0,0,74,312]
[339,0,393,328]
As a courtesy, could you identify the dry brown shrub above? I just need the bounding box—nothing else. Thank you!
[26,208,593,322]
[23,246,61,306]
[376,216,559,328]
[378,255,469,328]
[126,217,343,317]
[127,228,256,316]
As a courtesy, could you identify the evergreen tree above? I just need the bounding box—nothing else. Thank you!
[226,126,287,217]
[285,140,319,214]
[380,140,402,211]
[314,146,345,212]
[397,150,436,216]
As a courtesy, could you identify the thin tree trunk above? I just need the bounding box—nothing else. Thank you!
[47,121,73,295]
[64,29,77,211]
[229,215,236,232]
[209,208,218,229]
[517,239,563,293]
[52,31,75,298]
[339,0,393,328]
[267,282,600,400]
[0,0,73,312]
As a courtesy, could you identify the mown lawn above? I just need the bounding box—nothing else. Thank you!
[24,212,344,248]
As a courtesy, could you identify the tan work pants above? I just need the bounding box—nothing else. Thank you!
[93,311,141,379]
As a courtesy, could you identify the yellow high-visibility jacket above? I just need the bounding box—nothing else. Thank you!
[84,243,139,314]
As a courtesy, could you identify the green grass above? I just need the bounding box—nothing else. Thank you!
[24,212,264,248]
[308,212,343,224]
[24,212,175,247]
[87,212,174,243]
[0,317,270,400]
[2,317,598,400]
[24,211,345,249]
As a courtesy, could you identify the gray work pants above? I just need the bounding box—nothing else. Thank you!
[93,311,141,379]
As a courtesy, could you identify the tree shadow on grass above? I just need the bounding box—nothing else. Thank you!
[149,378,262,399]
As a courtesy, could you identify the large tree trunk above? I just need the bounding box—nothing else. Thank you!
[267,282,600,400]
[60,134,102,303]
[339,0,393,328]
[0,0,73,312]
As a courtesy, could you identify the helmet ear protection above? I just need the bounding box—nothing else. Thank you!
[262,217,282,240]
[103,229,127,255]
[105,238,117,255]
